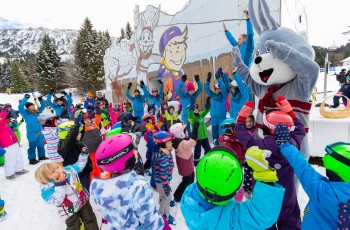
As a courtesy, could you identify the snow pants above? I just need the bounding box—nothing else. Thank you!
[65,202,98,230]
[173,172,194,202]
[211,117,225,146]
[4,143,24,177]
[156,183,172,216]
[194,138,211,166]
[266,198,301,230]
[27,132,45,160]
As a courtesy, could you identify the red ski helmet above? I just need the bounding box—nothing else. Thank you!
[263,111,294,135]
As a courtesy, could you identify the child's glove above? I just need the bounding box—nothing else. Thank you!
[182,75,187,82]
[215,68,222,79]
[245,146,278,183]
[60,90,67,95]
[163,184,172,197]
[24,94,30,99]
[38,96,43,101]
[81,147,89,155]
[194,74,200,82]
[207,72,212,82]
[237,101,254,122]
[144,158,151,170]
[275,124,290,145]
[127,82,132,89]
[158,79,163,84]
[205,97,211,109]
[275,96,296,118]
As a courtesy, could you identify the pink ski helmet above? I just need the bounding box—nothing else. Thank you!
[152,88,158,93]
[95,134,135,173]
[263,111,294,135]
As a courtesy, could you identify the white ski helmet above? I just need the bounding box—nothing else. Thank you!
[170,122,187,139]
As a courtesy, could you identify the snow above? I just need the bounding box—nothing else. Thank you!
[0,72,342,229]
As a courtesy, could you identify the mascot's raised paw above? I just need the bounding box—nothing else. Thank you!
[265,40,291,61]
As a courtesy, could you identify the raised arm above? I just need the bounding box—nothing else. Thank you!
[158,81,164,99]
[18,97,29,119]
[46,93,57,109]
[193,79,202,99]
[204,81,214,97]
[218,77,228,98]
[176,81,186,99]
[279,142,322,196]
[38,98,46,113]
[243,19,254,66]
[225,30,239,47]
[126,88,134,101]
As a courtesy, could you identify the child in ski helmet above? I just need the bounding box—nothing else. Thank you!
[46,89,73,119]
[181,145,285,229]
[188,97,211,166]
[170,121,199,203]
[235,97,306,229]
[152,131,176,225]
[218,118,246,202]
[39,114,64,165]
[34,147,98,229]
[90,134,169,230]
[276,125,350,229]
[161,102,182,131]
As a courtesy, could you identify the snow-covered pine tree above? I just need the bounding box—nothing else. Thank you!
[74,17,105,93]
[118,28,126,43]
[125,22,133,40]
[10,62,30,93]
[35,34,62,94]
[0,55,12,92]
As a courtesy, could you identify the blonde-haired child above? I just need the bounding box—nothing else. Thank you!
[35,147,98,229]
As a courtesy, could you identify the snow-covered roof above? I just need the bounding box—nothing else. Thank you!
[341,56,350,63]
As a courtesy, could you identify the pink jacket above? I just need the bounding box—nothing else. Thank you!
[0,110,18,148]
[109,103,123,126]
[175,138,196,176]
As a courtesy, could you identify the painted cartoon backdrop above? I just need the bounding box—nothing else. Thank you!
[104,0,307,108]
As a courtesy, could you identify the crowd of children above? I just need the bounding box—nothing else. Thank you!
[0,9,349,230]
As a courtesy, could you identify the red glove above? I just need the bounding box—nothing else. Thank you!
[237,101,254,122]
[275,96,296,118]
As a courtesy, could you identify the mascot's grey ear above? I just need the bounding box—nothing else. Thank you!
[249,0,278,35]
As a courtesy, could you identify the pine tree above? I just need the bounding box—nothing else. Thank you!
[10,62,30,93]
[119,28,125,42]
[0,55,12,92]
[35,34,62,94]
[125,22,133,40]
[74,17,105,93]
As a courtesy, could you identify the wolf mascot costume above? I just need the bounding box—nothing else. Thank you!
[233,0,319,160]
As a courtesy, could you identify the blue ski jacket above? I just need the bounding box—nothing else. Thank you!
[126,88,146,115]
[225,18,254,66]
[279,142,350,230]
[46,93,73,118]
[204,78,228,119]
[142,83,164,110]
[18,98,45,134]
[226,74,251,120]
[181,182,285,230]
[176,80,202,119]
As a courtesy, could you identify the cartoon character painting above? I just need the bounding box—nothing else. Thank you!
[133,5,161,82]
[158,26,189,101]
[232,0,319,160]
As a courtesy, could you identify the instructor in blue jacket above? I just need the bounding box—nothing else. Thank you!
[126,82,146,121]
[46,89,73,119]
[18,94,46,165]
[177,74,202,136]
[204,71,228,146]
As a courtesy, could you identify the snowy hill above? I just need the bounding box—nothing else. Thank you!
[0,27,78,59]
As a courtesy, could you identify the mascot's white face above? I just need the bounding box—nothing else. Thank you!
[249,47,295,86]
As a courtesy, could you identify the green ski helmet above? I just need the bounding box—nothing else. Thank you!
[105,127,122,139]
[323,142,350,182]
[196,145,243,205]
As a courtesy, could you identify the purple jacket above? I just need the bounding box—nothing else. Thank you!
[235,118,305,207]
